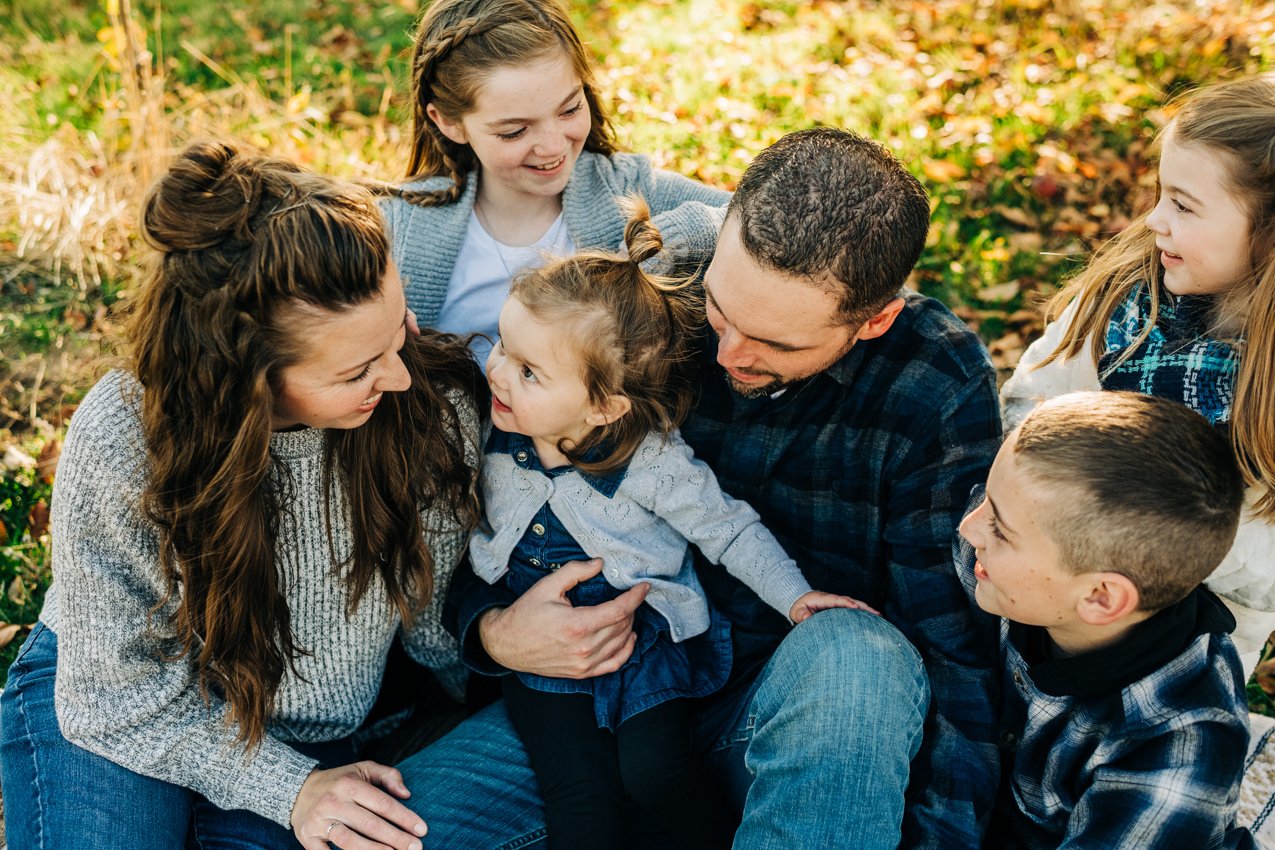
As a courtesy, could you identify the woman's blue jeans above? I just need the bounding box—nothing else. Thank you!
[0,622,316,849]
[396,607,931,850]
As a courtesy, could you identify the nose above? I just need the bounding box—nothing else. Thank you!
[531,127,566,158]
[958,502,984,548]
[379,351,412,394]
[1146,195,1169,236]
[486,347,506,386]
[715,325,753,370]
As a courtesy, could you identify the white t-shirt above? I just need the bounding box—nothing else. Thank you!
[436,212,575,364]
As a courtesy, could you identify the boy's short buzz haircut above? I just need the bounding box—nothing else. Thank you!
[1014,391,1244,612]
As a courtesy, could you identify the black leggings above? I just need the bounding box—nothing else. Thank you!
[502,676,734,850]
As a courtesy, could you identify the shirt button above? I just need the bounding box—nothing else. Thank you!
[609,569,619,578]
[515,451,529,463]
[529,558,542,567]
[1000,731,1017,747]
[531,523,546,536]
[549,562,561,571]
[1013,672,1024,686]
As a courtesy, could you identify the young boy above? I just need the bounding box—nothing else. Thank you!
[958,391,1255,849]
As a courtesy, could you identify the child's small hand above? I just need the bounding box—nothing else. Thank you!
[789,591,880,623]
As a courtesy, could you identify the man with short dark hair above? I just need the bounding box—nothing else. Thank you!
[398,128,1003,850]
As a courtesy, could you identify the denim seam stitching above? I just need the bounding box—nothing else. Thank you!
[11,649,48,849]
[497,825,548,849]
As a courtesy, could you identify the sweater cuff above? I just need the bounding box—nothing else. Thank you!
[226,740,320,827]
[762,566,814,622]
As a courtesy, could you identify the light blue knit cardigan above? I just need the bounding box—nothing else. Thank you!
[381,151,731,325]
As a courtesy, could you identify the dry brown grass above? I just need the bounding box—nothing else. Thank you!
[0,3,416,433]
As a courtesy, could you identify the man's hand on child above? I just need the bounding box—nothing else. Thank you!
[789,591,880,623]
[479,558,649,678]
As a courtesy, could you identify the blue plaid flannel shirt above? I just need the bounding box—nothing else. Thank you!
[449,290,1003,848]
[953,539,1257,850]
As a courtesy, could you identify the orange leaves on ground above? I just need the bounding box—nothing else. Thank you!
[922,159,966,182]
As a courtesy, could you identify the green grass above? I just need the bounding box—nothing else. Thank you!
[0,445,53,671]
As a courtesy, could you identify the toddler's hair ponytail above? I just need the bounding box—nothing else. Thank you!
[622,203,665,267]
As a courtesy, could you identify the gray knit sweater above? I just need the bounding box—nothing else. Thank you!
[41,370,477,826]
[381,151,731,326]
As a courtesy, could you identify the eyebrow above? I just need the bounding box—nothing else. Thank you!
[703,283,805,353]
[483,87,583,129]
[496,329,550,380]
[986,494,1016,538]
[337,312,407,377]
[1163,183,1204,207]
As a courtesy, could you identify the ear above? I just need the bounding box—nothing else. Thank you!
[584,394,632,427]
[1075,572,1141,626]
[426,103,467,145]
[854,297,906,341]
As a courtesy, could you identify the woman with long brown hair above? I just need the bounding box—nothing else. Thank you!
[0,140,483,849]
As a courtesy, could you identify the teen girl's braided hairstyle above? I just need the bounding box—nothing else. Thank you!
[509,197,700,475]
[398,0,616,207]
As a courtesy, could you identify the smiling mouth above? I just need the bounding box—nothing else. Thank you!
[527,156,565,171]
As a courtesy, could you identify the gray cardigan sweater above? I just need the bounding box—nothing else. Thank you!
[469,428,813,642]
[381,151,731,326]
[40,370,477,826]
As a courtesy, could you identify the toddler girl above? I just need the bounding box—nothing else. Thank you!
[1001,73,1275,670]
[381,0,730,362]
[470,201,872,849]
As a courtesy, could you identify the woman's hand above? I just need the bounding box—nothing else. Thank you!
[479,558,649,678]
[789,591,880,624]
[292,762,428,850]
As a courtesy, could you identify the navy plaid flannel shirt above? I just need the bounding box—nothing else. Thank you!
[449,290,1002,848]
[681,290,1002,849]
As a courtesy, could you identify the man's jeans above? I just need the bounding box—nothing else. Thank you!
[0,622,335,849]
[396,608,931,849]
